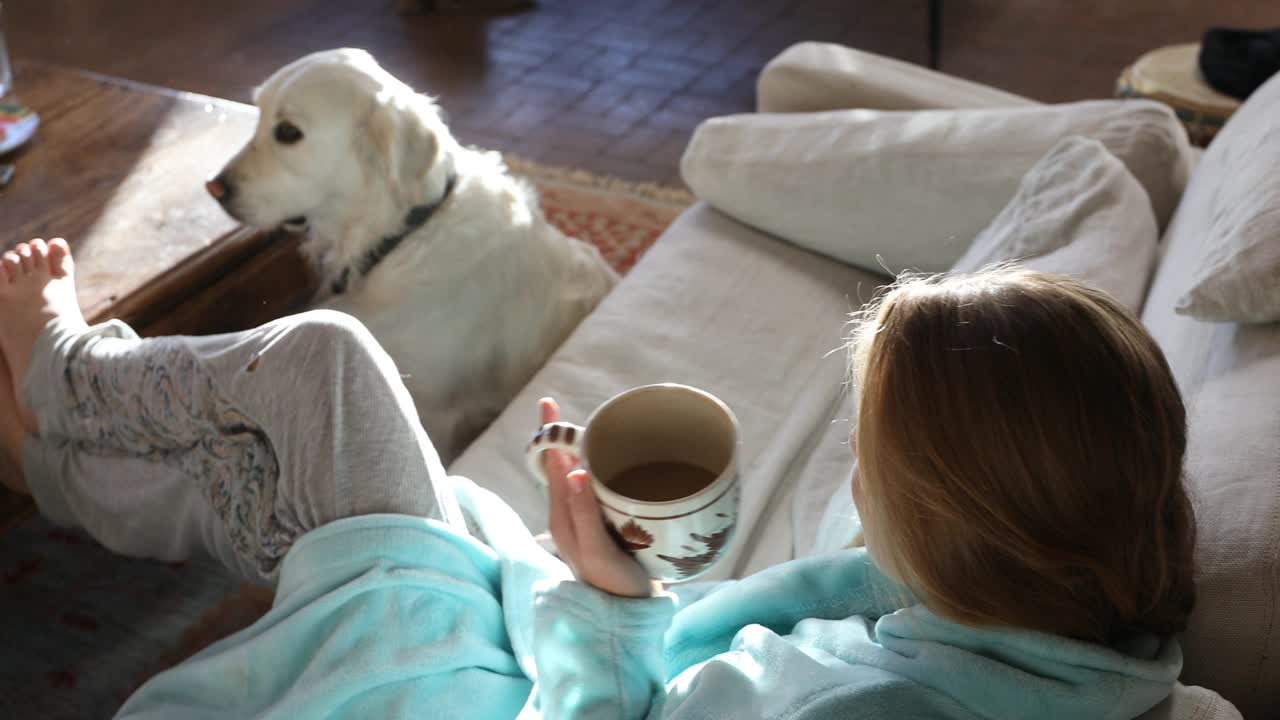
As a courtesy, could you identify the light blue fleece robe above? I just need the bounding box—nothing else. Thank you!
[115,477,1181,719]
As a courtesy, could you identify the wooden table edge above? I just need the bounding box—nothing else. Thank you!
[15,57,255,110]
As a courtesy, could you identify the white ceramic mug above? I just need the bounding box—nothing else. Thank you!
[526,384,741,583]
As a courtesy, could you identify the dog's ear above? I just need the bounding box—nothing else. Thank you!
[364,91,442,206]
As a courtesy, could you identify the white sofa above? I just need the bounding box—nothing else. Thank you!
[455,43,1277,720]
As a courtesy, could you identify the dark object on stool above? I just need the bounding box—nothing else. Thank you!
[396,0,535,14]
[929,0,942,69]
[1199,27,1280,100]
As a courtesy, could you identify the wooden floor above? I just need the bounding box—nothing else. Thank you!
[7,0,1280,186]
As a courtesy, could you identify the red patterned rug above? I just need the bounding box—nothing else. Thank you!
[507,155,694,274]
[0,160,694,718]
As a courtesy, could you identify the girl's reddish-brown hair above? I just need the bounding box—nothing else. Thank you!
[850,266,1196,643]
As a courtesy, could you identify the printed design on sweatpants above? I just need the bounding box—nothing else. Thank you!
[61,338,302,579]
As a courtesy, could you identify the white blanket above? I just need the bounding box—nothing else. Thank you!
[451,204,884,580]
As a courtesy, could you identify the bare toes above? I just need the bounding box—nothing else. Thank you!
[47,239,72,277]
[15,243,34,273]
[28,239,49,266]
[1,252,19,282]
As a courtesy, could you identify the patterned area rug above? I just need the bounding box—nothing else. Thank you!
[506,155,695,274]
[0,158,694,719]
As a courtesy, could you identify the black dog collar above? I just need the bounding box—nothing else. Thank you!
[330,171,459,295]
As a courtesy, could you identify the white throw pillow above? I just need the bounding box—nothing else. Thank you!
[1174,71,1280,323]
[681,100,1191,278]
[757,42,1037,114]
[950,136,1159,312]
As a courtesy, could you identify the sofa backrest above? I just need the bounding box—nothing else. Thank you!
[1141,70,1280,720]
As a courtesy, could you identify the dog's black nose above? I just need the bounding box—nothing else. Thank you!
[206,174,234,205]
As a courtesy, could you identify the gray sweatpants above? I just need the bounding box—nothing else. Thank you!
[20,310,465,585]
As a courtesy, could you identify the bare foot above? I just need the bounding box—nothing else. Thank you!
[0,238,87,434]
[0,349,30,494]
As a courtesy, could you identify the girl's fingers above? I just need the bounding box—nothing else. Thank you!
[539,397,558,426]
[565,470,607,543]
[546,462,577,563]
[566,470,655,598]
[538,398,576,476]
[541,398,577,562]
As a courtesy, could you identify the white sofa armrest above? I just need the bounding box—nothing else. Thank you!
[1134,684,1243,720]
[758,42,1039,113]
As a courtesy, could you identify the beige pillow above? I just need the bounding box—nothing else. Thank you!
[681,100,1191,278]
[757,42,1036,113]
[950,136,1158,312]
[1174,72,1280,323]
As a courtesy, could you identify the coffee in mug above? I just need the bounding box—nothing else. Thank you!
[526,383,741,583]
[605,461,717,502]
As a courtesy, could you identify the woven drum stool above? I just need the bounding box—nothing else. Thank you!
[1117,43,1242,147]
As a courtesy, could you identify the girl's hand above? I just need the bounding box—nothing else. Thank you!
[539,397,661,599]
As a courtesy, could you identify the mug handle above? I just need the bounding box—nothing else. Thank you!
[526,421,587,486]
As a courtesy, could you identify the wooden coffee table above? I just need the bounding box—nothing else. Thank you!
[0,61,316,522]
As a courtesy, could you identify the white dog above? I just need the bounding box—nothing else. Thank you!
[207,48,617,464]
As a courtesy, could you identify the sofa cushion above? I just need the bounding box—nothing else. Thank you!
[681,100,1192,280]
[1173,71,1280,322]
[1135,683,1243,720]
[1176,354,1280,720]
[1140,70,1280,720]
[451,203,882,581]
[950,136,1159,312]
[757,41,1037,113]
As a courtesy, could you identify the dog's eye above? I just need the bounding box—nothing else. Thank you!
[273,121,304,145]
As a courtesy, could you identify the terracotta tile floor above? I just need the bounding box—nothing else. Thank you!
[8,0,1280,186]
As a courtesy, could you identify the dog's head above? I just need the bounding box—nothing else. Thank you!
[207,48,452,233]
